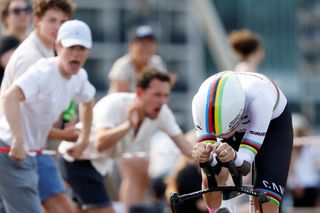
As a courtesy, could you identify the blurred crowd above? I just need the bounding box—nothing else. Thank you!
[0,1,320,213]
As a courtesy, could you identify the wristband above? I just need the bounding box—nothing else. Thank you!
[234,151,253,167]
[234,151,244,167]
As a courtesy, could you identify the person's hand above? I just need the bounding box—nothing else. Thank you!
[67,141,87,159]
[63,117,78,128]
[192,142,219,163]
[9,138,25,160]
[215,142,236,162]
[60,127,80,142]
[52,116,78,129]
[127,99,143,129]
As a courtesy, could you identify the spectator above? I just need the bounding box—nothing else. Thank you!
[108,25,178,208]
[0,0,32,41]
[148,131,181,185]
[287,113,320,207]
[59,69,193,212]
[0,19,95,213]
[229,29,265,73]
[108,25,169,93]
[166,155,207,213]
[0,0,78,212]
[0,35,20,84]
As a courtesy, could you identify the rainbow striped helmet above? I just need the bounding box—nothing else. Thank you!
[192,71,245,139]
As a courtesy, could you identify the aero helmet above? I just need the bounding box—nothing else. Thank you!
[192,71,245,140]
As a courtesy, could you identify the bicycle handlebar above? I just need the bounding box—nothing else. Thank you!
[170,159,269,213]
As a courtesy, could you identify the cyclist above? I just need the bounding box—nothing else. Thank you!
[191,71,293,213]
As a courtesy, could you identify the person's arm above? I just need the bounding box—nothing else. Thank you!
[48,127,79,142]
[236,90,274,167]
[2,85,26,160]
[67,99,94,159]
[109,79,130,93]
[170,134,194,158]
[95,121,131,152]
[95,97,143,152]
[48,101,79,141]
[107,58,131,93]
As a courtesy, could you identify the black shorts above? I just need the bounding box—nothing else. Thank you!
[223,105,293,205]
[59,158,113,210]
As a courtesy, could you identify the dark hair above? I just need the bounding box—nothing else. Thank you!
[0,35,20,70]
[137,68,170,89]
[1,0,31,24]
[0,35,20,57]
[33,0,75,18]
[229,29,262,60]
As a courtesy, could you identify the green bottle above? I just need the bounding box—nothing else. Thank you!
[61,100,76,129]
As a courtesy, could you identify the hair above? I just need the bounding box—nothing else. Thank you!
[33,0,75,18]
[292,113,312,137]
[0,35,20,56]
[0,0,31,23]
[0,35,20,69]
[229,29,262,61]
[137,68,170,89]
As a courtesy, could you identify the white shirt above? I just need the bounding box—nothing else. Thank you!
[0,57,95,153]
[108,54,167,92]
[1,31,54,93]
[289,145,320,188]
[60,92,182,176]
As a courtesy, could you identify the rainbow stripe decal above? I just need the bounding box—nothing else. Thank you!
[205,73,231,135]
[240,138,262,155]
[254,188,282,206]
[197,134,217,144]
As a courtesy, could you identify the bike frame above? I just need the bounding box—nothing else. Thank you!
[170,160,268,213]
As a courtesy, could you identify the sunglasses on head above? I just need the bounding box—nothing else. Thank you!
[9,6,32,15]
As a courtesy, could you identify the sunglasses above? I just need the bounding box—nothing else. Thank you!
[9,6,32,15]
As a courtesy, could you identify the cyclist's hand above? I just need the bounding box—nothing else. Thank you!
[192,142,213,163]
[215,142,236,162]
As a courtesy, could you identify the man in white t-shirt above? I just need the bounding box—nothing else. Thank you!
[108,25,178,192]
[0,1,80,212]
[0,19,95,213]
[59,69,192,211]
[108,25,168,93]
